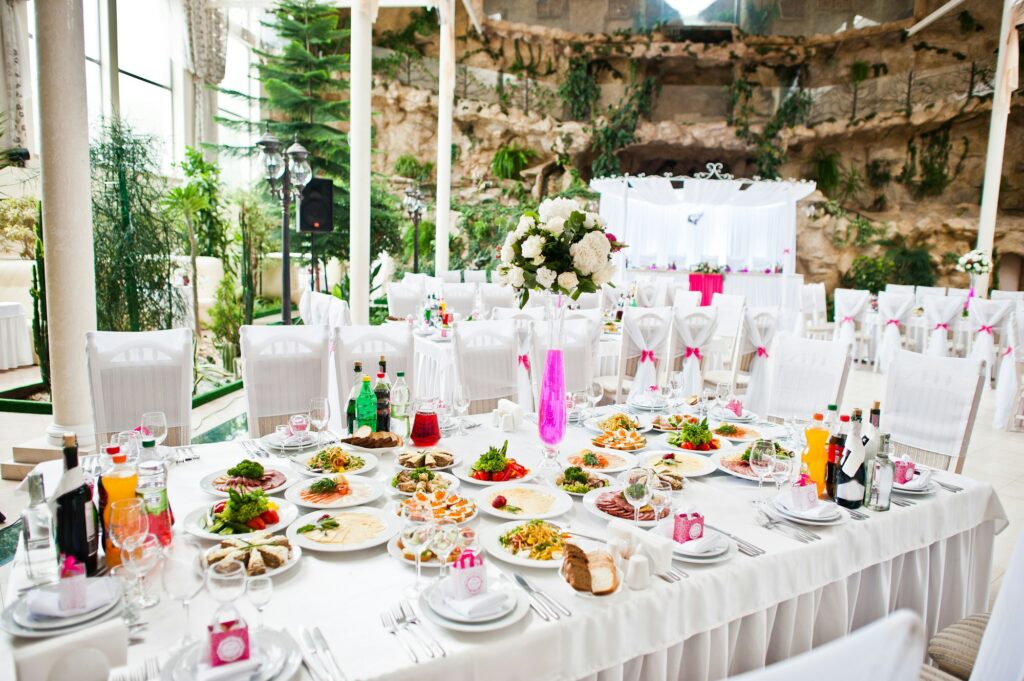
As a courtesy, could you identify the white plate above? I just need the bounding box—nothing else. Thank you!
[204,543,303,579]
[653,521,738,565]
[199,465,295,498]
[477,483,574,521]
[771,496,842,523]
[452,464,535,486]
[642,451,717,478]
[184,500,298,542]
[663,437,738,456]
[554,469,614,497]
[771,499,848,527]
[284,475,385,509]
[389,470,461,496]
[580,487,670,528]
[395,492,479,525]
[290,450,378,477]
[431,333,453,342]
[561,450,636,474]
[418,581,531,633]
[259,431,319,452]
[159,628,301,681]
[286,507,401,553]
[708,422,765,443]
[893,482,938,495]
[2,597,124,639]
[395,448,460,471]
[10,577,122,631]
[710,450,790,483]
[386,535,446,569]
[336,438,405,456]
[481,520,570,569]
[425,579,517,623]
[710,407,757,423]
[584,415,652,434]
[627,396,667,411]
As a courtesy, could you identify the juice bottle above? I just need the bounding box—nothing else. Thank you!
[803,413,830,497]
[101,451,138,568]
[137,460,173,545]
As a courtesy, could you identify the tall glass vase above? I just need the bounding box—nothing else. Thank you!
[537,291,567,485]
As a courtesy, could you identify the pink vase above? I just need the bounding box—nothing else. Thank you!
[537,293,567,481]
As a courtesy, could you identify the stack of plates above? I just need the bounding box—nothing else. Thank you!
[160,629,301,681]
[772,497,846,526]
[653,519,736,565]
[627,396,667,412]
[710,407,757,423]
[259,430,321,454]
[1,578,124,638]
[416,578,530,633]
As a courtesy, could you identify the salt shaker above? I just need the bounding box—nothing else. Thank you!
[625,554,651,590]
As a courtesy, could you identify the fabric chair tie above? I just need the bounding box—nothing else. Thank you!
[684,346,702,360]
[978,325,994,335]
[517,354,530,372]
[640,349,656,363]
[756,346,769,358]
[1004,346,1014,357]
[840,315,855,325]
[885,319,900,328]
[933,323,949,331]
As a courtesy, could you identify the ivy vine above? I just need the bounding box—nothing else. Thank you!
[558,57,602,121]
[729,77,811,179]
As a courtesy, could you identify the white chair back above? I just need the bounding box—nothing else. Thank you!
[990,290,1024,301]
[915,285,946,306]
[945,287,970,301]
[739,307,780,415]
[86,328,193,447]
[971,531,1024,681]
[240,325,331,437]
[874,292,914,373]
[802,282,828,322]
[634,277,669,308]
[333,324,414,410]
[710,292,745,339]
[532,318,601,399]
[884,283,915,296]
[451,319,519,414]
[672,289,702,312]
[300,290,350,326]
[566,308,602,324]
[832,288,871,356]
[463,270,488,283]
[729,610,924,681]
[387,282,422,319]
[670,305,718,399]
[969,299,1013,381]
[993,302,1024,429]
[492,306,545,321]
[881,350,983,472]
[575,291,602,310]
[923,296,963,357]
[441,270,462,283]
[765,333,851,421]
[403,272,442,297]
[442,283,478,318]
[616,306,673,403]
[479,283,515,314]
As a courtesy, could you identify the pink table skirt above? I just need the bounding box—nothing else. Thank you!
[689,273,724,306]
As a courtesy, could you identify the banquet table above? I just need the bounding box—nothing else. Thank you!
[626,270,804,310]
[0,302,33,370]
[2,410,1007,681]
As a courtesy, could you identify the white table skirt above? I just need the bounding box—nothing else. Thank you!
[3,411,1007,681]
[624,271,803,310]
[0,302,33,371]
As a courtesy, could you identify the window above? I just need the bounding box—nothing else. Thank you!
[216,8,264,188]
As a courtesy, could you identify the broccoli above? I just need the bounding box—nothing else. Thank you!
[227,459,264,480]
[562,466,589,485]
[223,488,269,524]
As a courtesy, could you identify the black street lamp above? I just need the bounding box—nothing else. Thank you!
[256,128,312,325]
[402,188,426,274]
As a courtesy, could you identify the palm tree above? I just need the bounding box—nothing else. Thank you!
[162,184,209,335]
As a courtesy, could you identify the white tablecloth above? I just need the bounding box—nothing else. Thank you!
[2,412,1007,681]
[0,302,33,371]
[625,271,803,309]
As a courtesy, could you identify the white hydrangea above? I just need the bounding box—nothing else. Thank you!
[536,266,557,289]
[593,261,617,286]
[545,216,566,237]
[569,230,612,275]
[514,215,535,237]
[506,266,526,288]
[521,234,546,260]
[557,271,579,291]
[538,197,579,224]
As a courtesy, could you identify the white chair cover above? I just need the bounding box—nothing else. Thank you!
[923,296,963,357]
[884,283,915,296]
[672,290,701,312]
[945,287,970,302]
[442,283,478,318]
[299,290,350,327]
[969,299,1013,382]
[881,350,982,463]
[387,282,422,319]
[403,272,442,297]
[729,610,924,681]
[794,282,829,336]
[85,328,193,446]
[620,306,673,403]
[575,291,602,310]
[532,318,600,401]
[874,292,914,373]
[765,333,850,420]
[479,283,515,314]
[710,292,745,339]
[832,288,870,356]
[451,319,518,413]
[741,308,779,415]
[993,302,1024,429]
[915,285,946,306]
[333,324,414,410]
[463,270,488,283]
[492,306,546,321]
[635,277,669,307]
[971,531,1024,681]
[990,290,1024,301]
[672,306,718,399]
[240,325,331,437]
[441,270,462,283]
[566,308,602,324]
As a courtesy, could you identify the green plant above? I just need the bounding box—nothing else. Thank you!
[866,160,892,189]
[838,166,864,204]
[591,73,659,178]
[876,232,937,286]
[849,60,870,119]
[842,255,894,294]
[558,56,601,121]
[234,190,275,325]
[29,203,49,390]
[393,154,433,182]
[812,149,841,197]
[744,0,780,34]
[0,196,37,258]
[491,144,537,180]
[91,118,180,332]
[898,127,969,198]
[822,200,884,248]
[731,84,811,179]
[162,183,208,334]
[209,270,243,364]
[179,148,229,264]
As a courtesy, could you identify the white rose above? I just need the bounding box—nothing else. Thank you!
[581,229,612,258]
[514,215,535,237]
[557,271,579,291]
[503,231,516,247]
[583,213,598,229]
[545,216,565,236]
[532,254,545,266]
[538,197,579,223]
[507,266,526,288]
[570,241,598,275]
[536,266,556,289]
[521,234,546,259]
[500,244,515,263]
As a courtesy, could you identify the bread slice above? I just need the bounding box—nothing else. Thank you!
[561,543,592,593]
[586,551,619,596]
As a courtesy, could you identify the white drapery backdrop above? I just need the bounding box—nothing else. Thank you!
[591,172,816,274]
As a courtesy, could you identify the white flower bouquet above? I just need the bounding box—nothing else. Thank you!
[497,197,626,306]
[955,249,992,275]
[691,261,724,274]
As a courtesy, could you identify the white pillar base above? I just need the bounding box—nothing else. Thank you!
[46,421,95,448]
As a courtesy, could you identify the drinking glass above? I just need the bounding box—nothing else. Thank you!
[121,533,161,609]
[649,476,674,524]
[108,498,147,556]
[400,500,434,595]
[109,565,140,625]
[309,397,330,448]
[669,371,684,410]
[116,430,142,463]
[748,439,776,506]
[246,575,274,631]
[451,383,470,437]
[715,383,730,410]
[659,384,673,413]
[141,412,168,447]
[288,414,310,442]
[161,538,206,648]
[429,518,460,579]
[207,559,247,604]
[573,391,588,423]
[587,381,602,418]
[622,468,653,527]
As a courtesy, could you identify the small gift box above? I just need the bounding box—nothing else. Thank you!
[672,511,704,544]
[894,455,916,485]
[208,612,250,667]
[789,474,818,511]
[57,555,87,612]
[449,549,487,599]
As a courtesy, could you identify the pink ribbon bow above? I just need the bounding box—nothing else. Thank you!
[840,315,855,325]
[1004,346,1014,357]
[978,325,994,335]
[885,319,900,327]
[684,346,702,360]
[933,323,949,331]
[756,346,768,358]
[640,349,656,363]
[517,354,530,371]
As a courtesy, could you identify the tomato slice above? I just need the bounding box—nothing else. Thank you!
[471,469,491,481]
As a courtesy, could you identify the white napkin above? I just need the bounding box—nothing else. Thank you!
[776,495,838,520]
[195,658,261,681]
[440,577,510,618]
[607,518,672,574]
[676,531,728,556]
[26,576,119,619]
[896,469,933,490]
[496,399,524,429]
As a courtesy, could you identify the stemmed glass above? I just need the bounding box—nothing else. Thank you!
[207,559,247,605]
[121,533,161,609]
[659,383,673,414]
[117,430,142,463]
[400,500,434,595]
[748,439,776,506]
[715,383,730,411]
[246,575,274,631]
[669,371,684,410]
[649,476,674,524]
[586,381,602,418]
[309,397,330,449]
[450,382,470,437]
[622,468,653,527]
[141,412,168,447]
[108,498,147,570]
[161,538,206,649]
[429,518,460,579]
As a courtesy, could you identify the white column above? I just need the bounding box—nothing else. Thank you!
[975,0,1019,295]
[35,0,98,445]
[434,0,455,275]
[348,0,376,324]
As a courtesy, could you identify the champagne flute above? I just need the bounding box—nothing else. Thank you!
[429,518,460,579]
[141,412,168,447]
[649,475,674,524]
[669,371,684,410]
[400,500,434,595]
[161,538,206,649]
[451,382,470,437]
[309,397,330,448]
[121,533,161,609]
[246,575,274,631]
[748,439,775,506]
[207,559,247,604]
[587,381,602,418]
[622,468,653,527]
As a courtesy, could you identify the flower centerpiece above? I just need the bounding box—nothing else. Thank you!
[955,248,992,308]
[691,261,724,274]
[497,198,625,483]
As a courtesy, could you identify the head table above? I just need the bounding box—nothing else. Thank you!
[2,409,1008,681]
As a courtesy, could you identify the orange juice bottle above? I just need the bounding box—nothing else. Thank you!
[101,452,138,568]
[804,413,830,498]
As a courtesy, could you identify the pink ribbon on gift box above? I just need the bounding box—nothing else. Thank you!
[60,555,84,578]
[885,319,900,327]
[684,346,702,360]
[978,325,994,335]
[756,346,768,358]
[454,549,483,569]
[517,353,530,372]
[640,349,656,363]
[933,323,949,331]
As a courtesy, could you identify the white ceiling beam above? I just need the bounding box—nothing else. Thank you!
[906,0,967,37]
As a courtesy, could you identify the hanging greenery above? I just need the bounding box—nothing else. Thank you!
[812,149,841,197]
[849,60,870,120]
[491,144,537,180]
[558,57,601,121]
[209,270,243,371]
[179,148,230,265]
[730,83,811,179]
[393,154,434,183]
[897,126,969,198]
[591,72,659,178]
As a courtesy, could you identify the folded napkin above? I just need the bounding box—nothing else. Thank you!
[676,531,728,556]
[440,577,510,618]
[195,658,261,681]
[26,576,119,619]
[896,469,933,490]
[495,399,524,429]
[776,495,837,520]
[607,518,672,575]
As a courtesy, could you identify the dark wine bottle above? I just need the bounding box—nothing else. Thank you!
[346,361,362,435]
[54,433,99,575]
[825,415,849,502]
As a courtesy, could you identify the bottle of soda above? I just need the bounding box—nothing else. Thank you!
[374,371,391,433]
[391,371,411,438]
[355,376,378,431]
[136,460,173,545]
[825,414,849,501]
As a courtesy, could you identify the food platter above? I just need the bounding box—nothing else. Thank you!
[286,507,401,553]
[563,449,635,474]
[199,464,294,498]
[290,448,378,477]
[452,464,535,486]
[396,490,478,524]
[642,451,717,478]
[203,536,303,578]
[283,474,384,509]
[389,469,460,496]
[710,449,790,483]
[580,487,670,529]
[477,483,574,521]
[183,500,298,542]
[583,413,652,434]
[481,520,571,569]
[396,448,459,471]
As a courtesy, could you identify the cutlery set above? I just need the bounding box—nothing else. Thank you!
[380,600,446,663]
[755,508,822,544]
[109,655,161,681]
[513,572,572,620]
[172,446,199,464]
[241,439,270,460]
[300,626,347,681]
[704,524,764,556]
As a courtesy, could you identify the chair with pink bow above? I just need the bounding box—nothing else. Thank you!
[993,301,1024,430]
[968,298,1013,385]
[451,319,519,415]
[729,308,780,416]
[874,291,914,373]
[923,296,962,357]
[635,277,670,308]
[832,288,871,360]
[670,306,718,400]
[764,334,851,422]
[531,318,601,406]
[597,306,673,404]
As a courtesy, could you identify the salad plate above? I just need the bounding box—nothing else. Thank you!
[390,468,460,495]
[284,474,384,509]
[482,520,571,569]
[562,448,636,474]
[418,580,530,633]
[643,451,717,478]
[183,497,298,542]
[454,440,532,485]
[478,483,574,521]
[290,447,377,477]
[286,507,402,553]
[584,413,652,434]
[580,487,670,529]
[199,461,294,498]
[159,628,301,681]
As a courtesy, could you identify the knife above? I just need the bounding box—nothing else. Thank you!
[314,626,347,681]
[301,628,334,681]
[500,571,554,620]
[517,574,572,617]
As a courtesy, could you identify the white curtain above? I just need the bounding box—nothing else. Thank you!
[183,0,227,145]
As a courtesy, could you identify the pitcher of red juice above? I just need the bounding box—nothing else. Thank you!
[410,399,442,447]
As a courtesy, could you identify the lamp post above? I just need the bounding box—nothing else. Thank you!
[256,129,312,324]
[402,187,426,273]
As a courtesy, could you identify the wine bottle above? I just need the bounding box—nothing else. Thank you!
[869,401,881,428]
[824,414,848,502]
[346,361,363,435]
[54,433,100,575]
[836,411,866,509]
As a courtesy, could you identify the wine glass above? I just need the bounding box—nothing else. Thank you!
[116,430,141,463]
[669,371,684,410]
[450,382,470,437]
[108,498,147,568]
[572,390,588,423]
[207,559,247,604]
[715,383,730,411]
[587,381,602,418]
[659,383,673,414]
[121,533,161,609]
[748,439,776,506]
[621,468,653,527]
[309,397,330,448]
[429,518,460,579]
[141,412,168,447]
[246,575,274,631]
[649,476,674,524]
[161,538,206,649]
[399,500,434,595]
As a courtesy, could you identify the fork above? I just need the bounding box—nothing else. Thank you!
[845,507,869,520]
[399,600,445,657]
[756,510,811,543]
[392,603,437,659]
[380,610,418,663]
[891,497,915,508]
[705,524,764,556]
